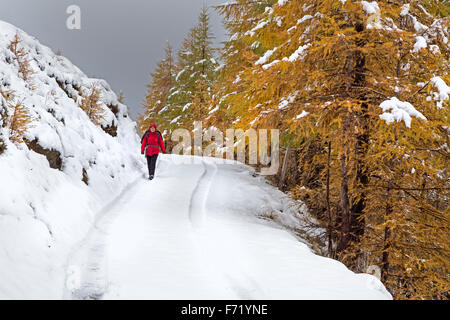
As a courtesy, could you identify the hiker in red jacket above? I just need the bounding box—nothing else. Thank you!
[141,123,166,180]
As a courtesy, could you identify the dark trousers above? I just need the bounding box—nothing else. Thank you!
[146,154,158,177]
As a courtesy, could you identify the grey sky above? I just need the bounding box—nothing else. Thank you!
[0,0,227,119]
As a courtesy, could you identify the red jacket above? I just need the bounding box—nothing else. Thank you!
[141,124,166,156]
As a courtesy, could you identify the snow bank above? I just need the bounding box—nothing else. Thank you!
[0,20,144,299]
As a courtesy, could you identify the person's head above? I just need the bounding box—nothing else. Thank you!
[149,123,157,132]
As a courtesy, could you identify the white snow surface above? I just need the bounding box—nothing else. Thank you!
[296,111,310,119]
[413,36,428,52]
[379,97,427,128]
[66,155,391,300]
[285,44,310,62]
[297,15,313,24]
[430,76,450,108]
[361,1,379,15]
[256,47,278,66]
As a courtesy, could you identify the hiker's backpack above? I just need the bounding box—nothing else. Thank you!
[141,130,164,148]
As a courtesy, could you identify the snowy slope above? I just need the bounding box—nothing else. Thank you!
[0,20,144,299]
[67,155,391,300]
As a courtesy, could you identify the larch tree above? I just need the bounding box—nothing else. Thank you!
[165,6,219,131]
[213,0,449,299]
[213,0,273,131]
[139,42,178,134]
[0,88,10,153]
[117,90,125,104]
[79,84,105,126]
[0,88,33,144]
[136,0,448,299]
[8,33,35,86]
[8,100,33,143]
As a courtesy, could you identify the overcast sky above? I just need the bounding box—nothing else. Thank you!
[0,0,227,119]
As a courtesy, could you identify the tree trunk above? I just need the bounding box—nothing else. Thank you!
[381,180,393,283]
[349,26,368,264]
[326,141,333,257]
[350,101,369,257]
[338,114,351,253]
[350,43,368,242]
[278,147,291,190]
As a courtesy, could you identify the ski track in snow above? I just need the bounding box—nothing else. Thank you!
[186,160,261,299]
[64,177,145,300]
[188,160,217,228]
[63,155,391,300]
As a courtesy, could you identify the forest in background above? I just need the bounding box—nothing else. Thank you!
[138,0,449,300]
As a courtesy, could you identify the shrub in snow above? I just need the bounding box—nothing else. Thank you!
[7,99,33,143]
[7,33,35,83]
[78,84,105,126]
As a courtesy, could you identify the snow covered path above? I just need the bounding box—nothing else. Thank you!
[65,155,391,300]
